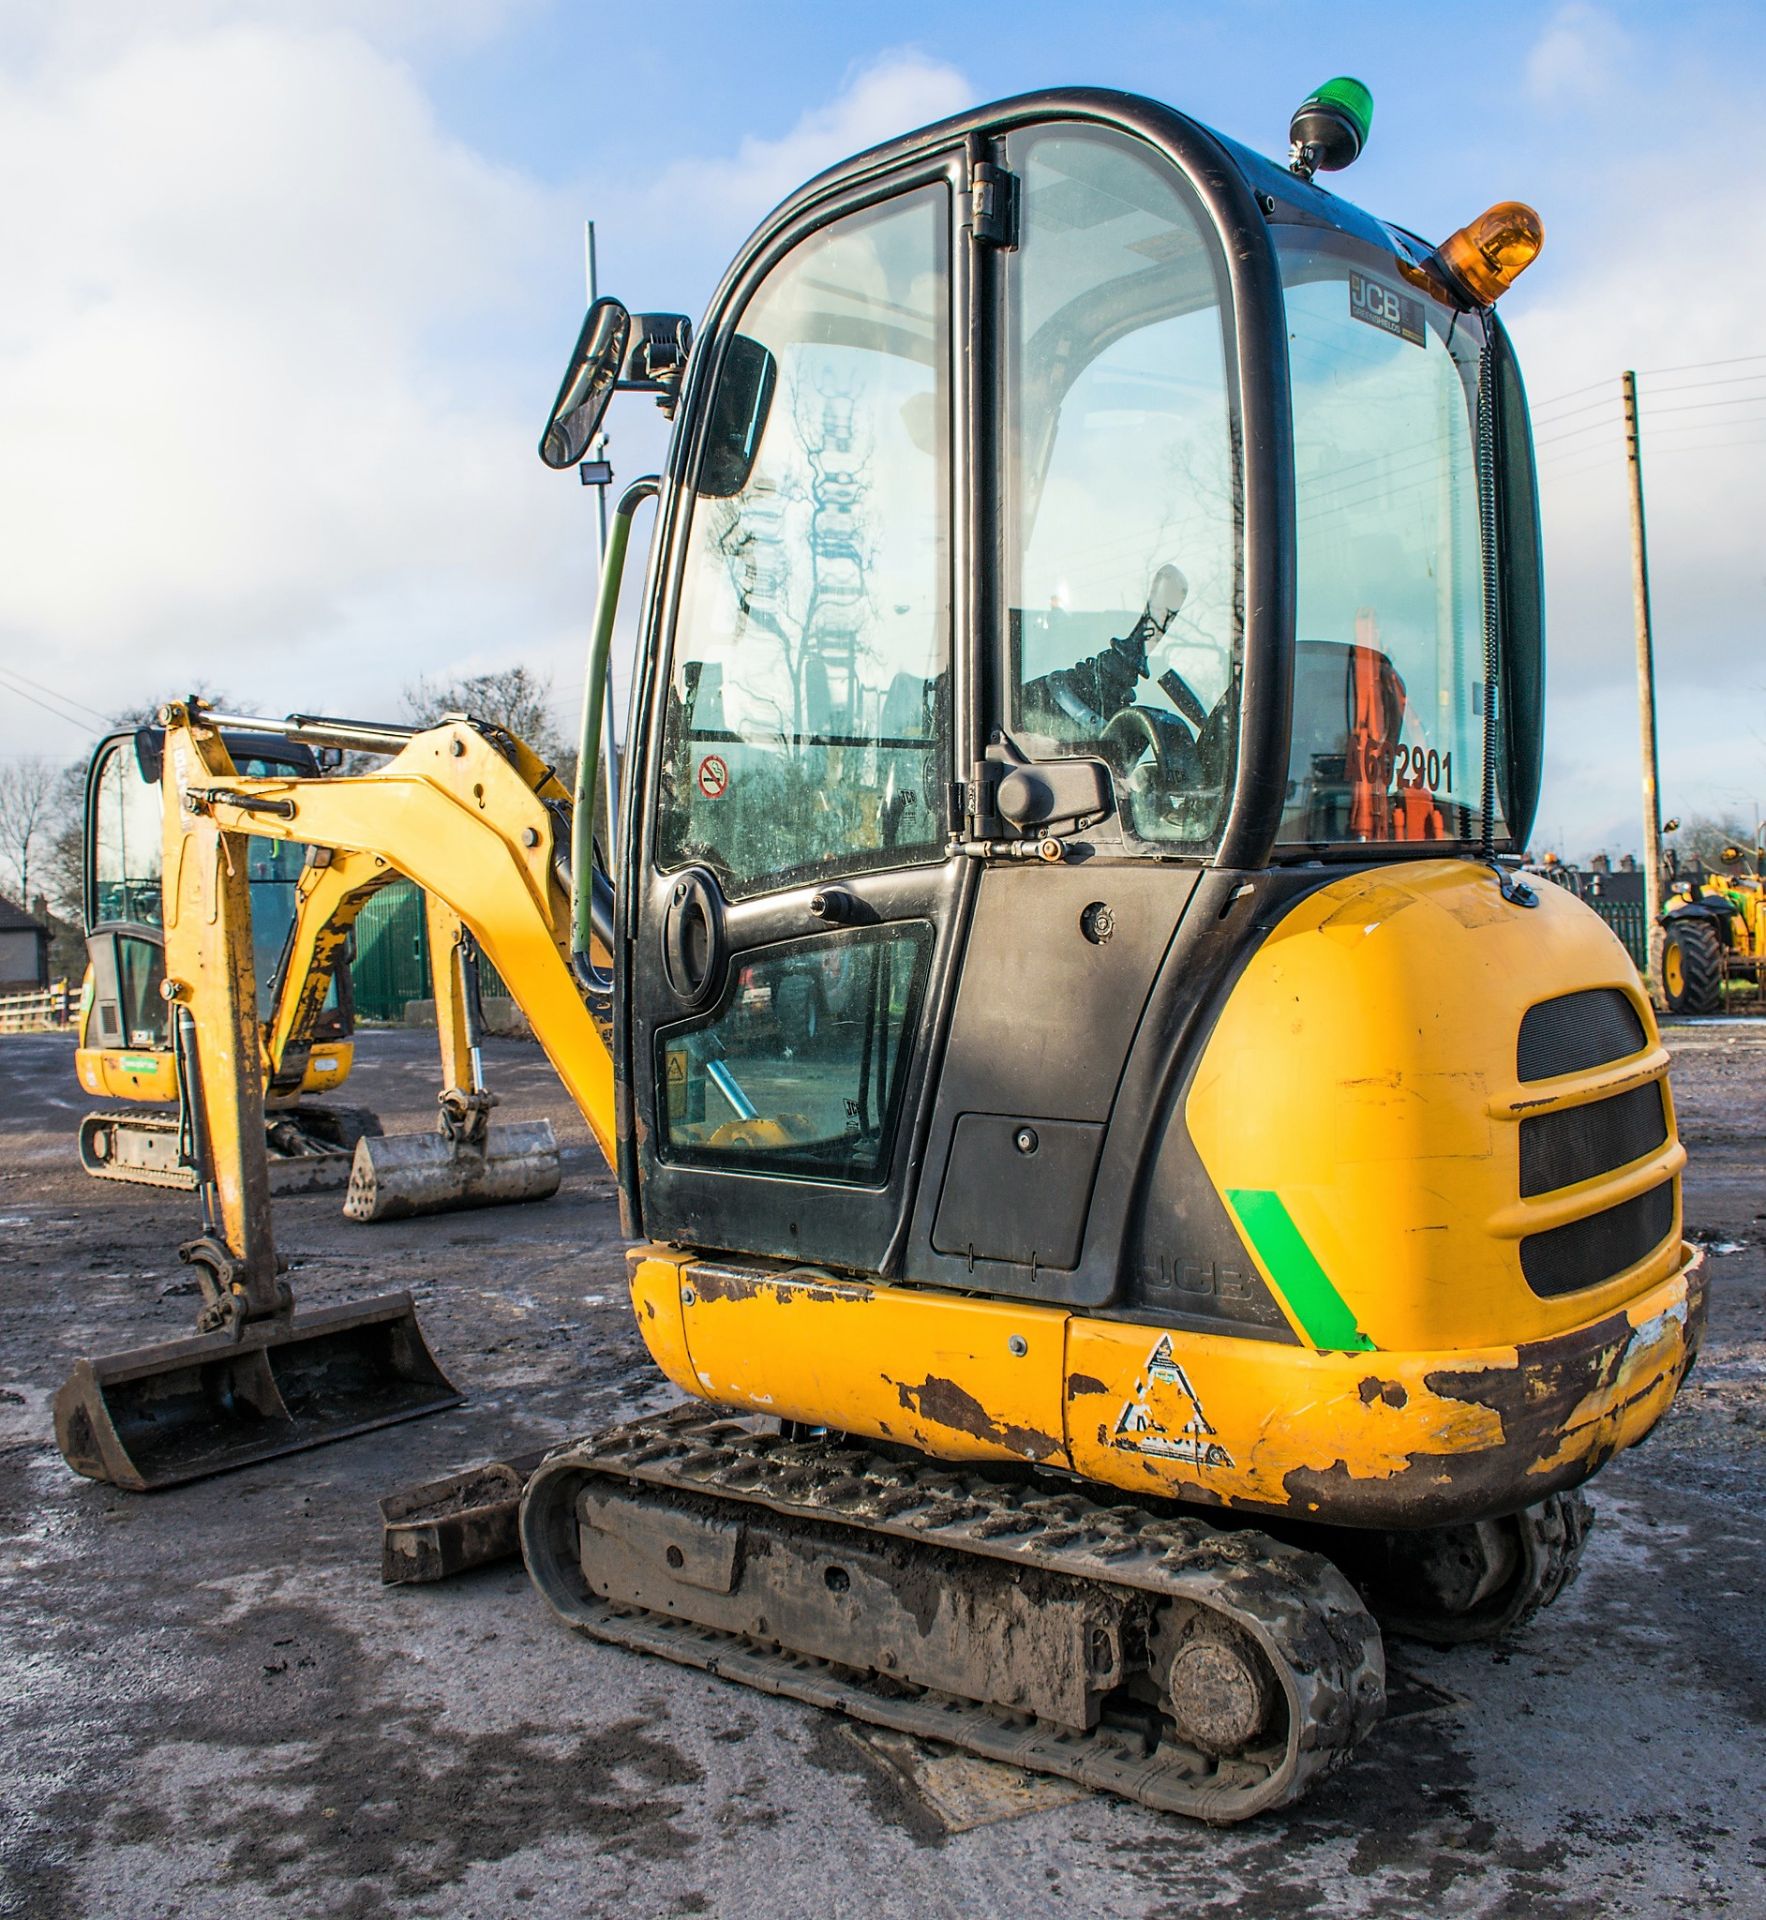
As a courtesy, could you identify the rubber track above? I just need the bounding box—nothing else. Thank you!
[522,1408,1386,1823]
[77,1110,356,1193]
[78,1113,195,1190]
[1347,1490,1594,1647]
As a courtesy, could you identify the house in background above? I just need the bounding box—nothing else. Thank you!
[0,896,48,992]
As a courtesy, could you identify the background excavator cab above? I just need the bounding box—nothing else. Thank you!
[75,724,370,1187]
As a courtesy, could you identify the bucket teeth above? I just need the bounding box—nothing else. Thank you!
[344,1120,561,1223]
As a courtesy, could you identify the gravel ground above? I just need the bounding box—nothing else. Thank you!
[1,1023,1762,1919]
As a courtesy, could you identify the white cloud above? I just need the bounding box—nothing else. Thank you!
[1501,13,1766,857]
[0,20,585,758]
[651,50,974,236]
[0,34,977,766]
[0,0,537,70]
[1525,3,1630,108]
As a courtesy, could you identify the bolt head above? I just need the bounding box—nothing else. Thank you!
[1014,1126,1038,1155]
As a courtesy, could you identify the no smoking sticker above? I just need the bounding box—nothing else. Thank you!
[697,754,729,799]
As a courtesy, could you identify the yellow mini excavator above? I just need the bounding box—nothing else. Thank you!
[74,716,562,1218]
[75,721,381,1192]
[57,80,1705,1820]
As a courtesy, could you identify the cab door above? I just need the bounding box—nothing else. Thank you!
[626,162,969,1273]
[84,733,170,1053]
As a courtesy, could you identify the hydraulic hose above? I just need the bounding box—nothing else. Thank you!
[572,475,659,988]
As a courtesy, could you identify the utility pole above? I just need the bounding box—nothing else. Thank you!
[583,219,619,863]
[1623,368,1665,994]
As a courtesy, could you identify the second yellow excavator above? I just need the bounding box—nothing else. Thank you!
[57,78,1705,1822]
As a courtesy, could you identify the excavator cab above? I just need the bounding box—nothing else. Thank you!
[598,102,1555,1303]
[75,725,375,1189]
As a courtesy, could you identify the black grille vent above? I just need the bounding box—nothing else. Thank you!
[1517,989,1646,1082]
[1521,1182,1676,1298]
[1519,1083,1668,1197]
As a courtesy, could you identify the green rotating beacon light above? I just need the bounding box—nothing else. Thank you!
[1289,76,1373,178]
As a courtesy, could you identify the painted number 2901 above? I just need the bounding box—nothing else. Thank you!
[1392,744,1451,791]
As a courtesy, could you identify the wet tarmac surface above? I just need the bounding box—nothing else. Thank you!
[1,1025,1762,1918]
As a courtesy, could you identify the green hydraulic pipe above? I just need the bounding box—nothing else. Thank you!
[572,475,659,967]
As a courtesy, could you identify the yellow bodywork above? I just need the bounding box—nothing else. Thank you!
[154,714,1701,1528]
[74,1036,354,1105]
[625,862,1704,1528]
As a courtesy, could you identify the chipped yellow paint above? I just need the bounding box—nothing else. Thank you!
[1063,1311,1502,1509]
[626,1241,1704,1527]
[629,1249,1072,1468]
[1186,860,1685,1353]
[1527,1275,1699,1482]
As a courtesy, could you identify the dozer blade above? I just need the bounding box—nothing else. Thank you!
[53,1294,462,1492]
[378,1448,546,1584]
[344,1119,561,1223]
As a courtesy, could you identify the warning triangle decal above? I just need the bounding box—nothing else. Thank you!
[1109,1336,1234,1469]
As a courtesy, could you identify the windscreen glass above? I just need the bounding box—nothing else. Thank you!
[1002,126,1241,853]
[659,187,951,901]
[1277,231,1500,846]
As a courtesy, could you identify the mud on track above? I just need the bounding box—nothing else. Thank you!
[1,1026,1762,1919]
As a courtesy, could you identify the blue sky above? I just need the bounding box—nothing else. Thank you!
[1,0,1761,859]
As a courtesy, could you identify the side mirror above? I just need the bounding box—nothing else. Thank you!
[539,298,632,470]
[133,727,164,786]
[697,334,777,498]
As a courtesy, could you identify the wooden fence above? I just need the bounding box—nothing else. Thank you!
[0,981,73,1034]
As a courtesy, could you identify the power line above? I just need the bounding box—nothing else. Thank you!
[0,664,109,723]
[1530,393,1620,428]
[1638,350,1766,378]
[1646,395,1766,419]
[0,669,99,737]
[1534,416,1622,451]
[1529,376,1611,411]
[1646,371,1766,398]
[1647,437,1766,456]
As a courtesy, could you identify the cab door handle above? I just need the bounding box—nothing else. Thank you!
[660,867,727,1010]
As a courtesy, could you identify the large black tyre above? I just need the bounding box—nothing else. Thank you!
[1662,918,1723,1015]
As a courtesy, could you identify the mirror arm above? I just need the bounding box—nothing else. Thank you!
[572,475,662,992]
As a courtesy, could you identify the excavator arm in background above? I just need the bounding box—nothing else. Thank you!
[53,702,608,1490]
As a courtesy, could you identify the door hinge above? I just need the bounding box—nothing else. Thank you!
[966,161,1019,250]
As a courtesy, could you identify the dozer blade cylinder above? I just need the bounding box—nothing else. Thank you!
[52,1294,462,1491]
[344,1120,561,1224]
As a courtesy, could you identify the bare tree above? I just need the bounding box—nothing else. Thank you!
[404,665,572,773]
[39,761,89,924]
[0,757,61,911]
[1667,811,1757,878]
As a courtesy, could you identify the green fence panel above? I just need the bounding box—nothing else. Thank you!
[348,880,514,1022]
[351,881,429,1021]
[1591,900,1648,972]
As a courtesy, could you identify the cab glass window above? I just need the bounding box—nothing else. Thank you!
[1277,231,1500,846]
[1002,126,1242,852]
[91,744,164,927]
[659,188,951,901]
[657,925,932,1180]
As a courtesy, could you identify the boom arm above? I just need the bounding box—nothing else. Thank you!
[161,702,617,1322]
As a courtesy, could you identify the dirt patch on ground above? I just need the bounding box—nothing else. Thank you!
[1,1025,1761,1918]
